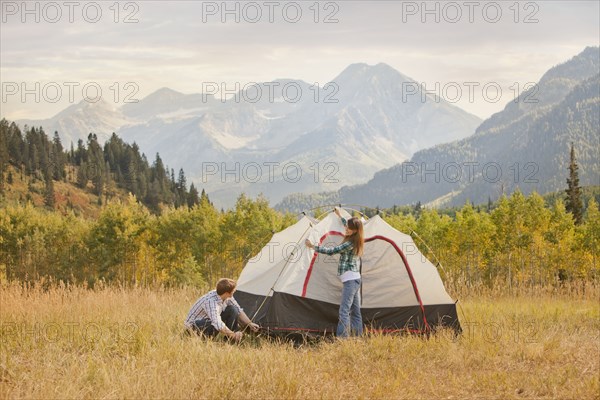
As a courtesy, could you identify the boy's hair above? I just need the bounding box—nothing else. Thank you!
[216,278,237,295]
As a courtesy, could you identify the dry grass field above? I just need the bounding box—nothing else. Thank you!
[1,283,598,399]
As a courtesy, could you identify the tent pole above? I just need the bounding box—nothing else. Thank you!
[300,204,376,220]
[246,222,315,328]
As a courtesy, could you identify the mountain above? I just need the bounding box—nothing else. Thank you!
[335,47,600,209]
[120,63,481,207]
[121,87,216,121]
[16,63,482,208]
[19,99,131,147]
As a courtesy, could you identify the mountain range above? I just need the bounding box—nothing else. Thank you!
[17,48,598,212]
[17,63,482,207]
[277,46,600,211]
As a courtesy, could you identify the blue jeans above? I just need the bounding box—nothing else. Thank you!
[337,279,363,338]
[192,306,239,337]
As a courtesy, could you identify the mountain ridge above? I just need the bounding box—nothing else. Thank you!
[16,62,482,207]
[330,46,599,209]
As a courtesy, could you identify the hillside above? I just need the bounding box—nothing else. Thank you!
[0,120,202,216]
[336,46,600,208]
[0,164,131,219]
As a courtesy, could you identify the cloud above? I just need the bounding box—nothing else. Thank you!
[1,0,598,120]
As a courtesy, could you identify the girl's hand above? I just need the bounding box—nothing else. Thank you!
[305,239,314,248]
[334,207,341,217]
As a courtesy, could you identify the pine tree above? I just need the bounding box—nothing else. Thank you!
[188,183,200,208]
[176,168,187,207]
[77,163,88,188]
[93,170,104,196]
[565,142,583,225]
[75,139,85,165]
[29,143,39,175]
[44,175,55,208]
[152,153,167,198]
[52,131,65,180]
[144,180,161,214]
[6,121,24,167]
[414,201,422,217]
[177,168,187,191]
[69,142,75,163]
[200,188,211,205]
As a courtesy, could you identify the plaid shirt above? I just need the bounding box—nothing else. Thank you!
[313,218,360,276]
[184,290,242,331]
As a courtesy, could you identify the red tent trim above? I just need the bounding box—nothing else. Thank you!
[301,231,430,331]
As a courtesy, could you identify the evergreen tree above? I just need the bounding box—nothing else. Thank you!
[125,158,138,195]
[200,188,211,206]
[37,128,49,176]
[29,141,39,175]
[92,170,104,196]
[188,183,200,208]
[77,162,88,188]
[69,142,75,163]
[152,153,168,198]
[144,180,161,214]
[44,174,55,208]
[565,142,583,225]
[414,201,422,218]
[1,119,199,214]
[177,169,187,191]
[82,135,104,196]
[175,168,185,207]
[7,121,25,167]
[52,131,65,180]
[74,139,86,165]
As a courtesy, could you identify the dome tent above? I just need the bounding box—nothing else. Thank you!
[235,208,461,335]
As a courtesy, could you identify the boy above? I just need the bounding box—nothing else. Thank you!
[184,278,259,341]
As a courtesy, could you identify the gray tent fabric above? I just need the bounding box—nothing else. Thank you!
[236,209,461,335]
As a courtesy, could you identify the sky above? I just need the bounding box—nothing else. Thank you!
[1,0,599,121]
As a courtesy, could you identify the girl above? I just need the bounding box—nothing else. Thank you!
[305,207,364,338]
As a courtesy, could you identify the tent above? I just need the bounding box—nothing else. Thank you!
[235,208,461,335]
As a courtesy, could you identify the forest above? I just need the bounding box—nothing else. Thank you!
[0,119,598,290]
[1,189,598,290]
[0,119,200,213]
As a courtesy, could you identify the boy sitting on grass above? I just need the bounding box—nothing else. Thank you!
[184,278,260,341]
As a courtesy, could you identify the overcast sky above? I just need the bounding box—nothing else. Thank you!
[1,0,599,121]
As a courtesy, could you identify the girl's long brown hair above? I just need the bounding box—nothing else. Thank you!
[343,217,364,257]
